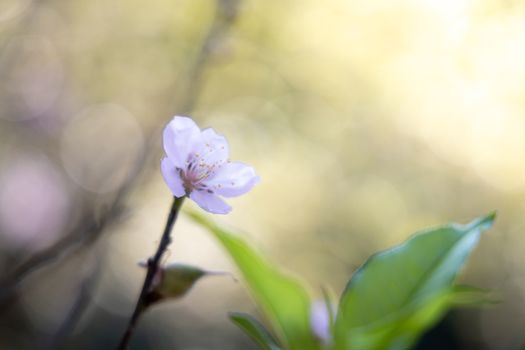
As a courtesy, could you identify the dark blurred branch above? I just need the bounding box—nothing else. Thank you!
[44,259,102,350]
[0,209,116,311]
[3,201,120,289]
[0,146,146,308]
[175,0,242,114]
[116,196,184,350]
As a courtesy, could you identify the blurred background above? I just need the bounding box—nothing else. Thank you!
[1,0,525,349]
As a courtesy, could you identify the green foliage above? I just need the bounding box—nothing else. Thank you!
[229,312,283,350]
[187,210,321,350]
[188,211,495,350]
[333,213,495,350]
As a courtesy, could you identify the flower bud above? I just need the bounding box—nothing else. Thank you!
[139,262,233,305]
[154,263,206,299]
[310,300,337,345]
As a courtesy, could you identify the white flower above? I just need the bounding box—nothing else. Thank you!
[161,116,260,214]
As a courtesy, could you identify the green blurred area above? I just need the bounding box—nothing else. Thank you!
[1,0,525,349]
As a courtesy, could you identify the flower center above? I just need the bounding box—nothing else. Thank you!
[179,151,224,194]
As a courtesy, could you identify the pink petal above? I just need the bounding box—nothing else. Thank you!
[205,161,260,198]
[163,116,200,168]
[193,128,229,166]
[189,190,231,214]
[161,157,186,197]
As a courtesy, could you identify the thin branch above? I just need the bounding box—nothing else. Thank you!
[116,196,185,350]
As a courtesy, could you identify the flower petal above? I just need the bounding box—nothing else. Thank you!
[205,161,260,197]
[189,190,231,214]
[163,116,200,168]
[193,128,229,166]
[161,157,186,197]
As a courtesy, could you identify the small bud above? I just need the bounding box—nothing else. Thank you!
[310,300,337,345]
[154,263,206,299]
[142,262,234,305]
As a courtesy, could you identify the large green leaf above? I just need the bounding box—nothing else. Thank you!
[333,213,495,350]
[229,312,283,350]
[187,210,320,350]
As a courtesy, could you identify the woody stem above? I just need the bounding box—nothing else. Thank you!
[116,196,185,350]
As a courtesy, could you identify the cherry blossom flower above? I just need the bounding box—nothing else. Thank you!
[161,116,260,214]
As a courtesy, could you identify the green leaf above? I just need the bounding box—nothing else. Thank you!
[229,312,283,350]
[333,213,495,350]
[187,210,320,350]
[342,285,497,350]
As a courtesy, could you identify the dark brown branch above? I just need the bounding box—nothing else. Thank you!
[116,196,185,350]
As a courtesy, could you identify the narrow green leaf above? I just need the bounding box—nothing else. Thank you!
[333,213,495,350]
[187,210,320,350]
[229,312,282,350]
[449,285,499,307]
